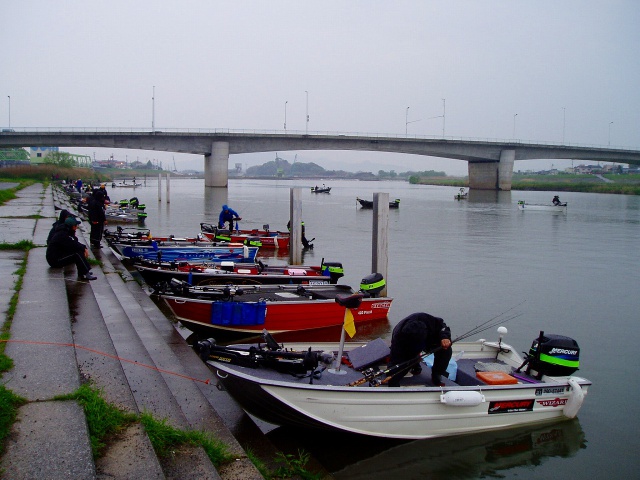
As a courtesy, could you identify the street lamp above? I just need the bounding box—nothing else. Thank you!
[284,101,288,131]
[513,113,518,139]
[152,86,155,132]
[608,121,613,146]
[305,91,309,134]
[442,98,446,138]
[405,106,421,135]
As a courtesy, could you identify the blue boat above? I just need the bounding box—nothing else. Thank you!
[116,243,259,262]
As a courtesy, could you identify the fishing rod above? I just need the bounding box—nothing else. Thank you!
[349,306,525,387]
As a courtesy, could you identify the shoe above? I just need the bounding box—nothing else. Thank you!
[431,375,445,387]
[79,273,97,281]
[410,365,422,375]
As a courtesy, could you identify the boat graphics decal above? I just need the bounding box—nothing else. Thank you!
[536,398,568,408]
[488,399,535,414]
[535,386,567,396]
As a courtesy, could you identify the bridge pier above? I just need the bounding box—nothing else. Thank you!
[468,149,515,190]
[204,141,229,187]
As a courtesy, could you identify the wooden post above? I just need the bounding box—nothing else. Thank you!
[289,188,302,265]
[372,192,389,296]
[166,173,170,203]
[157,173,162,202]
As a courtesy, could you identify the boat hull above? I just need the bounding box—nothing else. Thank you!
[163,295,392,335]
[208,340,591,439]
[117,244,258,262]
[517,202,567,212]
[136,263,333,287]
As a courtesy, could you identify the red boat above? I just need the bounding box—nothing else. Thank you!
[135,258,344,287]
[157,274,392,338]
[200,223,290,250]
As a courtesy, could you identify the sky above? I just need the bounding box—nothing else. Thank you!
[2,1,639,175]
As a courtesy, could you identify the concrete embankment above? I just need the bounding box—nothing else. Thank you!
[0,184,281,479]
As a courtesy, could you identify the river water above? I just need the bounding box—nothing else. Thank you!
[117,177,639,479]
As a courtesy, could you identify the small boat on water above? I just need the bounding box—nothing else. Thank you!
[201,325,590,439]
[111,181,143,188]
[134,258,344,288]
[311,185,331,193]
[454,188,469,200]
[200,223,290,250]
[357,198,401,209]
[157,273,392,337]
[517,201,567,212]
[109,239,258,263]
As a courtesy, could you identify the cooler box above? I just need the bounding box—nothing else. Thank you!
[476,371,518,385]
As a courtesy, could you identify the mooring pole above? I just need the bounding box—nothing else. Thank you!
[157,174,162,202]
[372,192,389,297]
[289,188,302,265]
[166,173,170,204]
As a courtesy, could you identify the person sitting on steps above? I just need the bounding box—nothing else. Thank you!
[46,217,97,281]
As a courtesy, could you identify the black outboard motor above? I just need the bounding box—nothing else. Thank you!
[359,273,386,298]
[526,331,580,378]
[321,261,344,284]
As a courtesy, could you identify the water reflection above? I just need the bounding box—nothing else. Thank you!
[267,419,586,480]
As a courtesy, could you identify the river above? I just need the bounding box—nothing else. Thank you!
[115,177,639,479]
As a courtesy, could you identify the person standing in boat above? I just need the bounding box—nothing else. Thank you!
[218,204,241,231]
[46,217,97,281]
[387,312,452,387]
[552,195,562,206]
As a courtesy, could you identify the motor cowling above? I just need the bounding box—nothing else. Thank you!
[321,262,344,283]
[528,332,580,377]
[359,273,386,298]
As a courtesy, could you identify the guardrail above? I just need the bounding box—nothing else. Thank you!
[1,127,638,152]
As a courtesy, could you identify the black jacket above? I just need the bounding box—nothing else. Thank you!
[46,225,86,265]
[88,192,106,223]
[391,312,451,353]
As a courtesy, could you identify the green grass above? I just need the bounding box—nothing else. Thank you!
[55,383,138,457]
[55,383,236,467]
[0,386,27,456]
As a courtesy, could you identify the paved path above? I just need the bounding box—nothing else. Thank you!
[0,183,272,479]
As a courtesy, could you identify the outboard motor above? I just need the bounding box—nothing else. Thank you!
[359,273,386,298]
[321,261,344,284]
[525,331,580,378]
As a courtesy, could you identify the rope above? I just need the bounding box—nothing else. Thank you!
[1,339,211,385]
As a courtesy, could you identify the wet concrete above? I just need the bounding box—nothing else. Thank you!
[0,184,272,479]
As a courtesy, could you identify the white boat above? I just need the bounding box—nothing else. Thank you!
[203,328,590,439]
[454,187,468,200]
[517,200,567,212]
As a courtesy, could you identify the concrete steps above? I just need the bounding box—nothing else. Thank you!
[1,186,269,479]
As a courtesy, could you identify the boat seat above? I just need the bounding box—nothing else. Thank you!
[347,338,390,370]
[335,293,363,309]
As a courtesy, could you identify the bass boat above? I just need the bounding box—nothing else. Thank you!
[357,198,401,209]
[200,323,590,440]
[135,258,344,288]
[157,273,392,337]
[200,223,289,250]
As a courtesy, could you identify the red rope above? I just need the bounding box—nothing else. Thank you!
[1,339,211,384]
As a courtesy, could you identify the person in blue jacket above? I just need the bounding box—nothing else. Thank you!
[218,204,241,230]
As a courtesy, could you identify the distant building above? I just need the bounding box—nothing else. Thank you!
[30,146,59,163]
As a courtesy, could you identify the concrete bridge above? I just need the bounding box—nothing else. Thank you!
[2,129,640,190]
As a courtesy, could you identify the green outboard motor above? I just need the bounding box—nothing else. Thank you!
[321,261,344,284]
[527,331,580,377]
[359,273,386,298]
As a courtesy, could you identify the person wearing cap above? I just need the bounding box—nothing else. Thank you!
[386,312,452,387]
[218,204,241,230]
[46,216,97,281]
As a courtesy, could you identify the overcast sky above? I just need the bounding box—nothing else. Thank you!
[2,1,639,175]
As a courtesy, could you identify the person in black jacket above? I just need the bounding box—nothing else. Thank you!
[88,189,107,248]
[46,217,96,280]
[387,312,452,387]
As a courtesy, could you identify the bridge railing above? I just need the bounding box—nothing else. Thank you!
[1,127,637,151]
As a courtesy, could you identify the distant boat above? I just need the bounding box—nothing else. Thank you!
[517,200,567,212]
[357,198,400,209]
[454,188,469,200]
[311,185,331,193]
